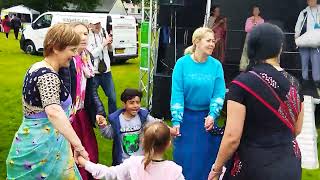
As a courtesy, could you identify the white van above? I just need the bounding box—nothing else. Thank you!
[20,12,138,63]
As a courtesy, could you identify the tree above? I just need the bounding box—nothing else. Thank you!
[68,0,101,12]
[122,0,141,5]
[0,0,101,13]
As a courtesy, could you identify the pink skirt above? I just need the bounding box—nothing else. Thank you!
[72,109,99,180]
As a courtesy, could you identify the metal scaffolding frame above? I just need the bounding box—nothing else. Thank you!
[138,0,211,109]
[139,0,159,109]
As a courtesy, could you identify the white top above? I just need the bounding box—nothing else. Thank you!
[295,5,320,38]
[87,30,112,74]
[85,155,185,180]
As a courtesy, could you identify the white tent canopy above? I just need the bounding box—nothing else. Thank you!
[1,5,40,22]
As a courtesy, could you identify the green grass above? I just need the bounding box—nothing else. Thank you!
[0,32,319,179]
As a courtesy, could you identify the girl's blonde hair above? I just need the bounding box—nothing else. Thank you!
[184,27,214,55]
[142,121,171,169]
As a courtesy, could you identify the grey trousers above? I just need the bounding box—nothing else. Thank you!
[299,47,320,82]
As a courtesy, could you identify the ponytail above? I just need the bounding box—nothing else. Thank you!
[184,44,196,55]
[144,146,155,169]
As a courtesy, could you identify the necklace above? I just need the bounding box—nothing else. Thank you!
[43,59,57,72]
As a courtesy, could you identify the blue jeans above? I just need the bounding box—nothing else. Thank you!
[93,72,117,114]
[299,47,320,82]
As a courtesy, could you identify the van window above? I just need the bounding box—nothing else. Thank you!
[33,14,53,29]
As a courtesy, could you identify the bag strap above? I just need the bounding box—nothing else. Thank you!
[93,31,105,61]
[248,71,295,125]
[232,80,295,134]
[300,11,308,35]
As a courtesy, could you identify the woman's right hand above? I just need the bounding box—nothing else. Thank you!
[74,145,89,164]
[103,35,113,47]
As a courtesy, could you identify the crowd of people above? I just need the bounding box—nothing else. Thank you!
[4,0,318,180]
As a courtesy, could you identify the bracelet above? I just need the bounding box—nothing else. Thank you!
[211,167,223,175]
[211,169,222,176]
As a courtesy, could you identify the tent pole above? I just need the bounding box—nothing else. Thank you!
[204,0,212,27]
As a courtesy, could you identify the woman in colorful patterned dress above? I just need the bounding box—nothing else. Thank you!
[6,23,89,179]
[208,23,303,180]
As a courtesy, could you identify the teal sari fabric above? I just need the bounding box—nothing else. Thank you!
[6,109,82,180]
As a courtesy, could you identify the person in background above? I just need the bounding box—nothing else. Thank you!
[87,20,117,114]
[239,5,265,72]
[11,14,22,40]
[59,22,107,180]
[2,15,11,39]
[6,23,88,179]
[170,27,226,180]
[208,23,303,180]
[208,5,227,63]
[295,0,320,89]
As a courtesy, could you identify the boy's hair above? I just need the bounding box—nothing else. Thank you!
[142,121,171,169]
[120,88,143,103]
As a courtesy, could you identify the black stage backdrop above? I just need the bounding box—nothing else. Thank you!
[152,0,309,119]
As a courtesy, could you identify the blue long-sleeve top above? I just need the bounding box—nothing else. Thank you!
[170,54,226,127]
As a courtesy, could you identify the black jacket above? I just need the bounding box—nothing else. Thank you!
[11,18,21,29]
[59,51,106,127]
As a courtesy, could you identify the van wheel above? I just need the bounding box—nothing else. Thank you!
[24,41,36,55]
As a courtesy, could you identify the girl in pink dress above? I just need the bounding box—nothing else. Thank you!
[78,121,185,180]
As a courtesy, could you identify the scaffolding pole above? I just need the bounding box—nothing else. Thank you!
[139,0,159,109]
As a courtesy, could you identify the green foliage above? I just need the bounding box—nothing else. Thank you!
[0,0,101,13]
[122,0,142,5]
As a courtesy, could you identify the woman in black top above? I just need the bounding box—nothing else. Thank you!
[208,23,304,180]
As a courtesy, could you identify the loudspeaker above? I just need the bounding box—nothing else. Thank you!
[151,74,172,119]
[159,0,184,6]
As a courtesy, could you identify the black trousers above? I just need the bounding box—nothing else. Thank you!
[13,28,19,39]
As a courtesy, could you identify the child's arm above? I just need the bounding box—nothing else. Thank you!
[177,174,185,180]
[96,116,114,139]
[79,156,133,180]
[146,115,177,136]
[146,114,161,123]
[99,125,114,139]
[78,156,116,180]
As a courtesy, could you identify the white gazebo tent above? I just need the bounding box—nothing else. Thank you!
[1,5,40,22]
